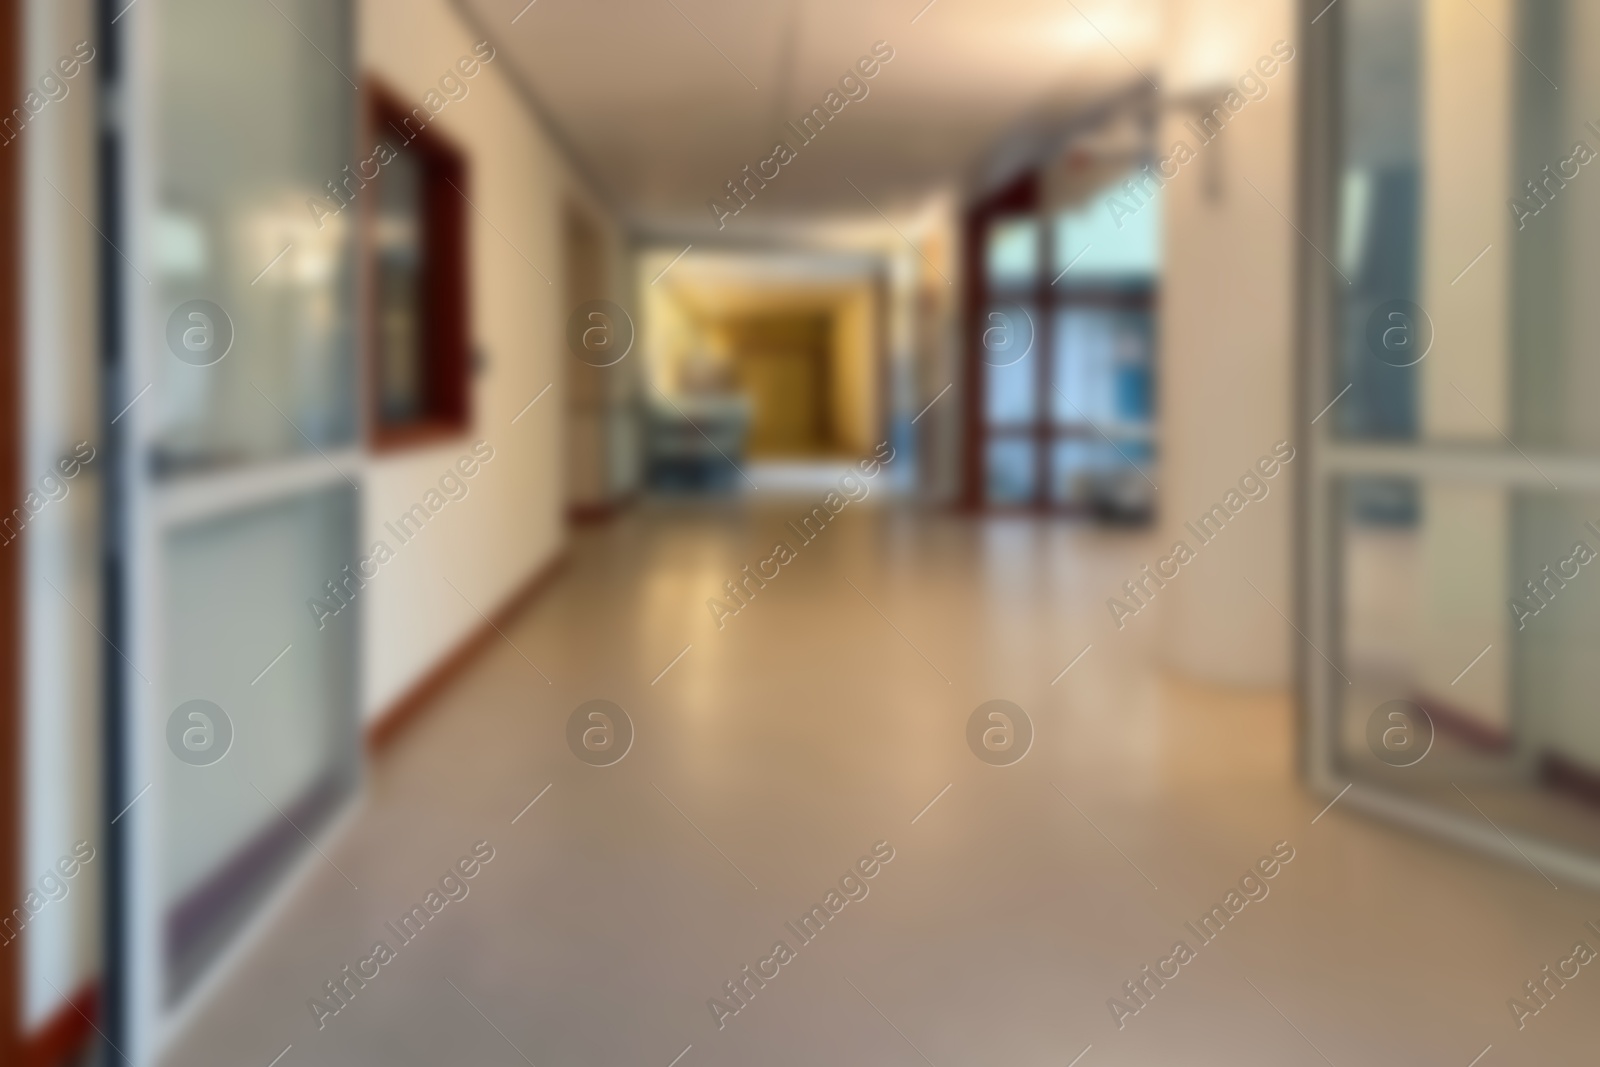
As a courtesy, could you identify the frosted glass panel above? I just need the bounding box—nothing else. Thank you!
[152,0,356,473]
[160,485,359,1001]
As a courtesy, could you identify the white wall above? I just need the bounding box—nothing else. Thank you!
[358,0,610,718]
[1157,0,1297,687]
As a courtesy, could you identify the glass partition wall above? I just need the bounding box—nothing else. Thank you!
[1302,0,1600,886]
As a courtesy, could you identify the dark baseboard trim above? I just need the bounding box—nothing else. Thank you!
[367,549,569,752]
[1412,690,1512,753]
[19,980,96,1067]
[1540,751,1600,810]
[568,491,636,526]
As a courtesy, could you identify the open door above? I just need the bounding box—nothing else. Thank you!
[1303,0,1600,885]
[103,1,363,1061]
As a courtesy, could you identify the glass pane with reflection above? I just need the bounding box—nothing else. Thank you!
[152,0,356,474]
[1334,0,1600,453]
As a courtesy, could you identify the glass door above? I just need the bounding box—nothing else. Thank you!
[1303,0,1600,886]
[106,1,362,1061]
[967,162,1161,515]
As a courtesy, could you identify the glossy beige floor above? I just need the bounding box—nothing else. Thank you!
[162,497,1600,1067]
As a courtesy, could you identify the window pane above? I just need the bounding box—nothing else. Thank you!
[1049,439,1101,505]
[1333,0,1600,452]
[985,438,1037,504]
[1333,0,1421,442]
[984,354,1036,426]
[1051,307,1154,427]
[1053,174,1162,284]
[985,218,1039,288]
[375,150,426,424]
[1050,438,1153,520]
[152,0,357,474]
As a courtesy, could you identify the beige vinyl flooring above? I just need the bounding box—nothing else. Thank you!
[160,498,1600,1067]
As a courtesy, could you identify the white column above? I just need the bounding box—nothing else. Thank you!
[1157,0,1298,687]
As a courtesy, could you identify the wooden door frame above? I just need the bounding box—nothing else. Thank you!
[1,0,24,1060]
[960,170,1039,510]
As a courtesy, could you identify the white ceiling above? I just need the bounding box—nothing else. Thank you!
[459,0,1161,236]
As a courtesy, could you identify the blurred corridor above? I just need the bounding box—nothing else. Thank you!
[3,0,1600,1065]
